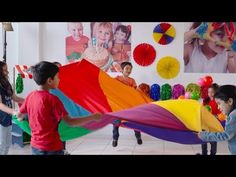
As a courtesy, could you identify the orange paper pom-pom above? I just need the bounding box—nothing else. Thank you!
[218,113,226,121]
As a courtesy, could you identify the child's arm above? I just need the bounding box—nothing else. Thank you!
[184,27,198,43]
[14,111,25,121]
[0,96,16,115]
[227,51,236,73]
[184,43,194,66]
[12,93,24,103]
[62,113,102,127]
[198,113,236,142]
[0,102,16,115]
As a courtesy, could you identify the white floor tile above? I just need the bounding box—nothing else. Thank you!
[7,126,231,155]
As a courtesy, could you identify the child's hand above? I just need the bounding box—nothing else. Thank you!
[17,112,25,121]
[14,111,24,121]
[184,23,203,42]
[197,132,201,139]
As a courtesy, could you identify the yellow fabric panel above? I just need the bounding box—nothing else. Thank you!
[200,105,224,132]
[154,99,203,131]
[153,99,223,132]
[98,71,152,112]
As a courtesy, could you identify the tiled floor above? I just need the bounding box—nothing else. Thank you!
[8,125,230,155]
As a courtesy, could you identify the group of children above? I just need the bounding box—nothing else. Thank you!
[1,59,236,155]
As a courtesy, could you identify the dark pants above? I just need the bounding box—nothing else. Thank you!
[201,142,217,155]
[32,147,64,155]
[62,141,66,150]
[112,120,141,140]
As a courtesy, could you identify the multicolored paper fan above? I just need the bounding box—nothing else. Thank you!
[156,56,180,79]
[153,23,176,45]
[133,43,156,66]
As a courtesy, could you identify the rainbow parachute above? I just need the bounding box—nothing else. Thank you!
[13,59,223,144]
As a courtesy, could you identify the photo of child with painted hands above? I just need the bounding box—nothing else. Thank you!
[184,22,236,73]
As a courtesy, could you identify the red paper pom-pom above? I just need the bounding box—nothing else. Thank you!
[203,75,213,87]
[133,43,156,66]
[200,86,209,99]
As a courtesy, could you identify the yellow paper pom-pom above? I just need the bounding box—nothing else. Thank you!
[156,56,180,79]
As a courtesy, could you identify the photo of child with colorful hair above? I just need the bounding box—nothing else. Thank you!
[184,22,236,73]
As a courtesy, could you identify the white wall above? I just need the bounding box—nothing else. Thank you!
[2,22,236,97]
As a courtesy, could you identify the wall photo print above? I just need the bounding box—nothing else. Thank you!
[184,22,236,73]
[65,22,132,72]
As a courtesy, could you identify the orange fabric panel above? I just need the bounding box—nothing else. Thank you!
[99,71,152,112]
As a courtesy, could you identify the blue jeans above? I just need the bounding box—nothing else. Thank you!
[32,147,64,155]
[0,125,12,155]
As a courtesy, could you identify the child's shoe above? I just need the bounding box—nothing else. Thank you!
[112,140,118,147]
[137,138,143,145]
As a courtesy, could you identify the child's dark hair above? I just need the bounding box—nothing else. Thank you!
[203,83,219,104]
[120,61,132,70]
[214,85,236,111]
[53,62,62,67]
[0,61,13,96]
[115,25,131,41]
[30,61,59,85]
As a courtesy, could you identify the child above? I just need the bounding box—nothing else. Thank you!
[0,61,24,155]
[184,22,236,73]
[112,61,142,147]
[197,83,221,155]
[16,61,102,155]
[66,22,89,63]
[52,61,69,155]
[198,85,236,155]
[111,25,131,64]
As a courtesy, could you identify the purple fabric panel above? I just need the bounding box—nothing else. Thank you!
[122,122,204,144]
[106,103,188,131]
[83,115,115,130]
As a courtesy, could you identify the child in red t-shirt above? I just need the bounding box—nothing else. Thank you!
[16,61,101,155]
[198,83,221,155]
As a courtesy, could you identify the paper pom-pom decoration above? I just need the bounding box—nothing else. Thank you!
[150,84,160,101]
[160,83,172,100]
[205,105,212,112]
[153,23,176,45]
[172,84,185,99]
[138,83,150,97]
[133,43,156,66]
[203,75,213,87]
[156,56,180,79]
[218,113,226,122]
[16,74,23,94]
[191,91,200,100]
